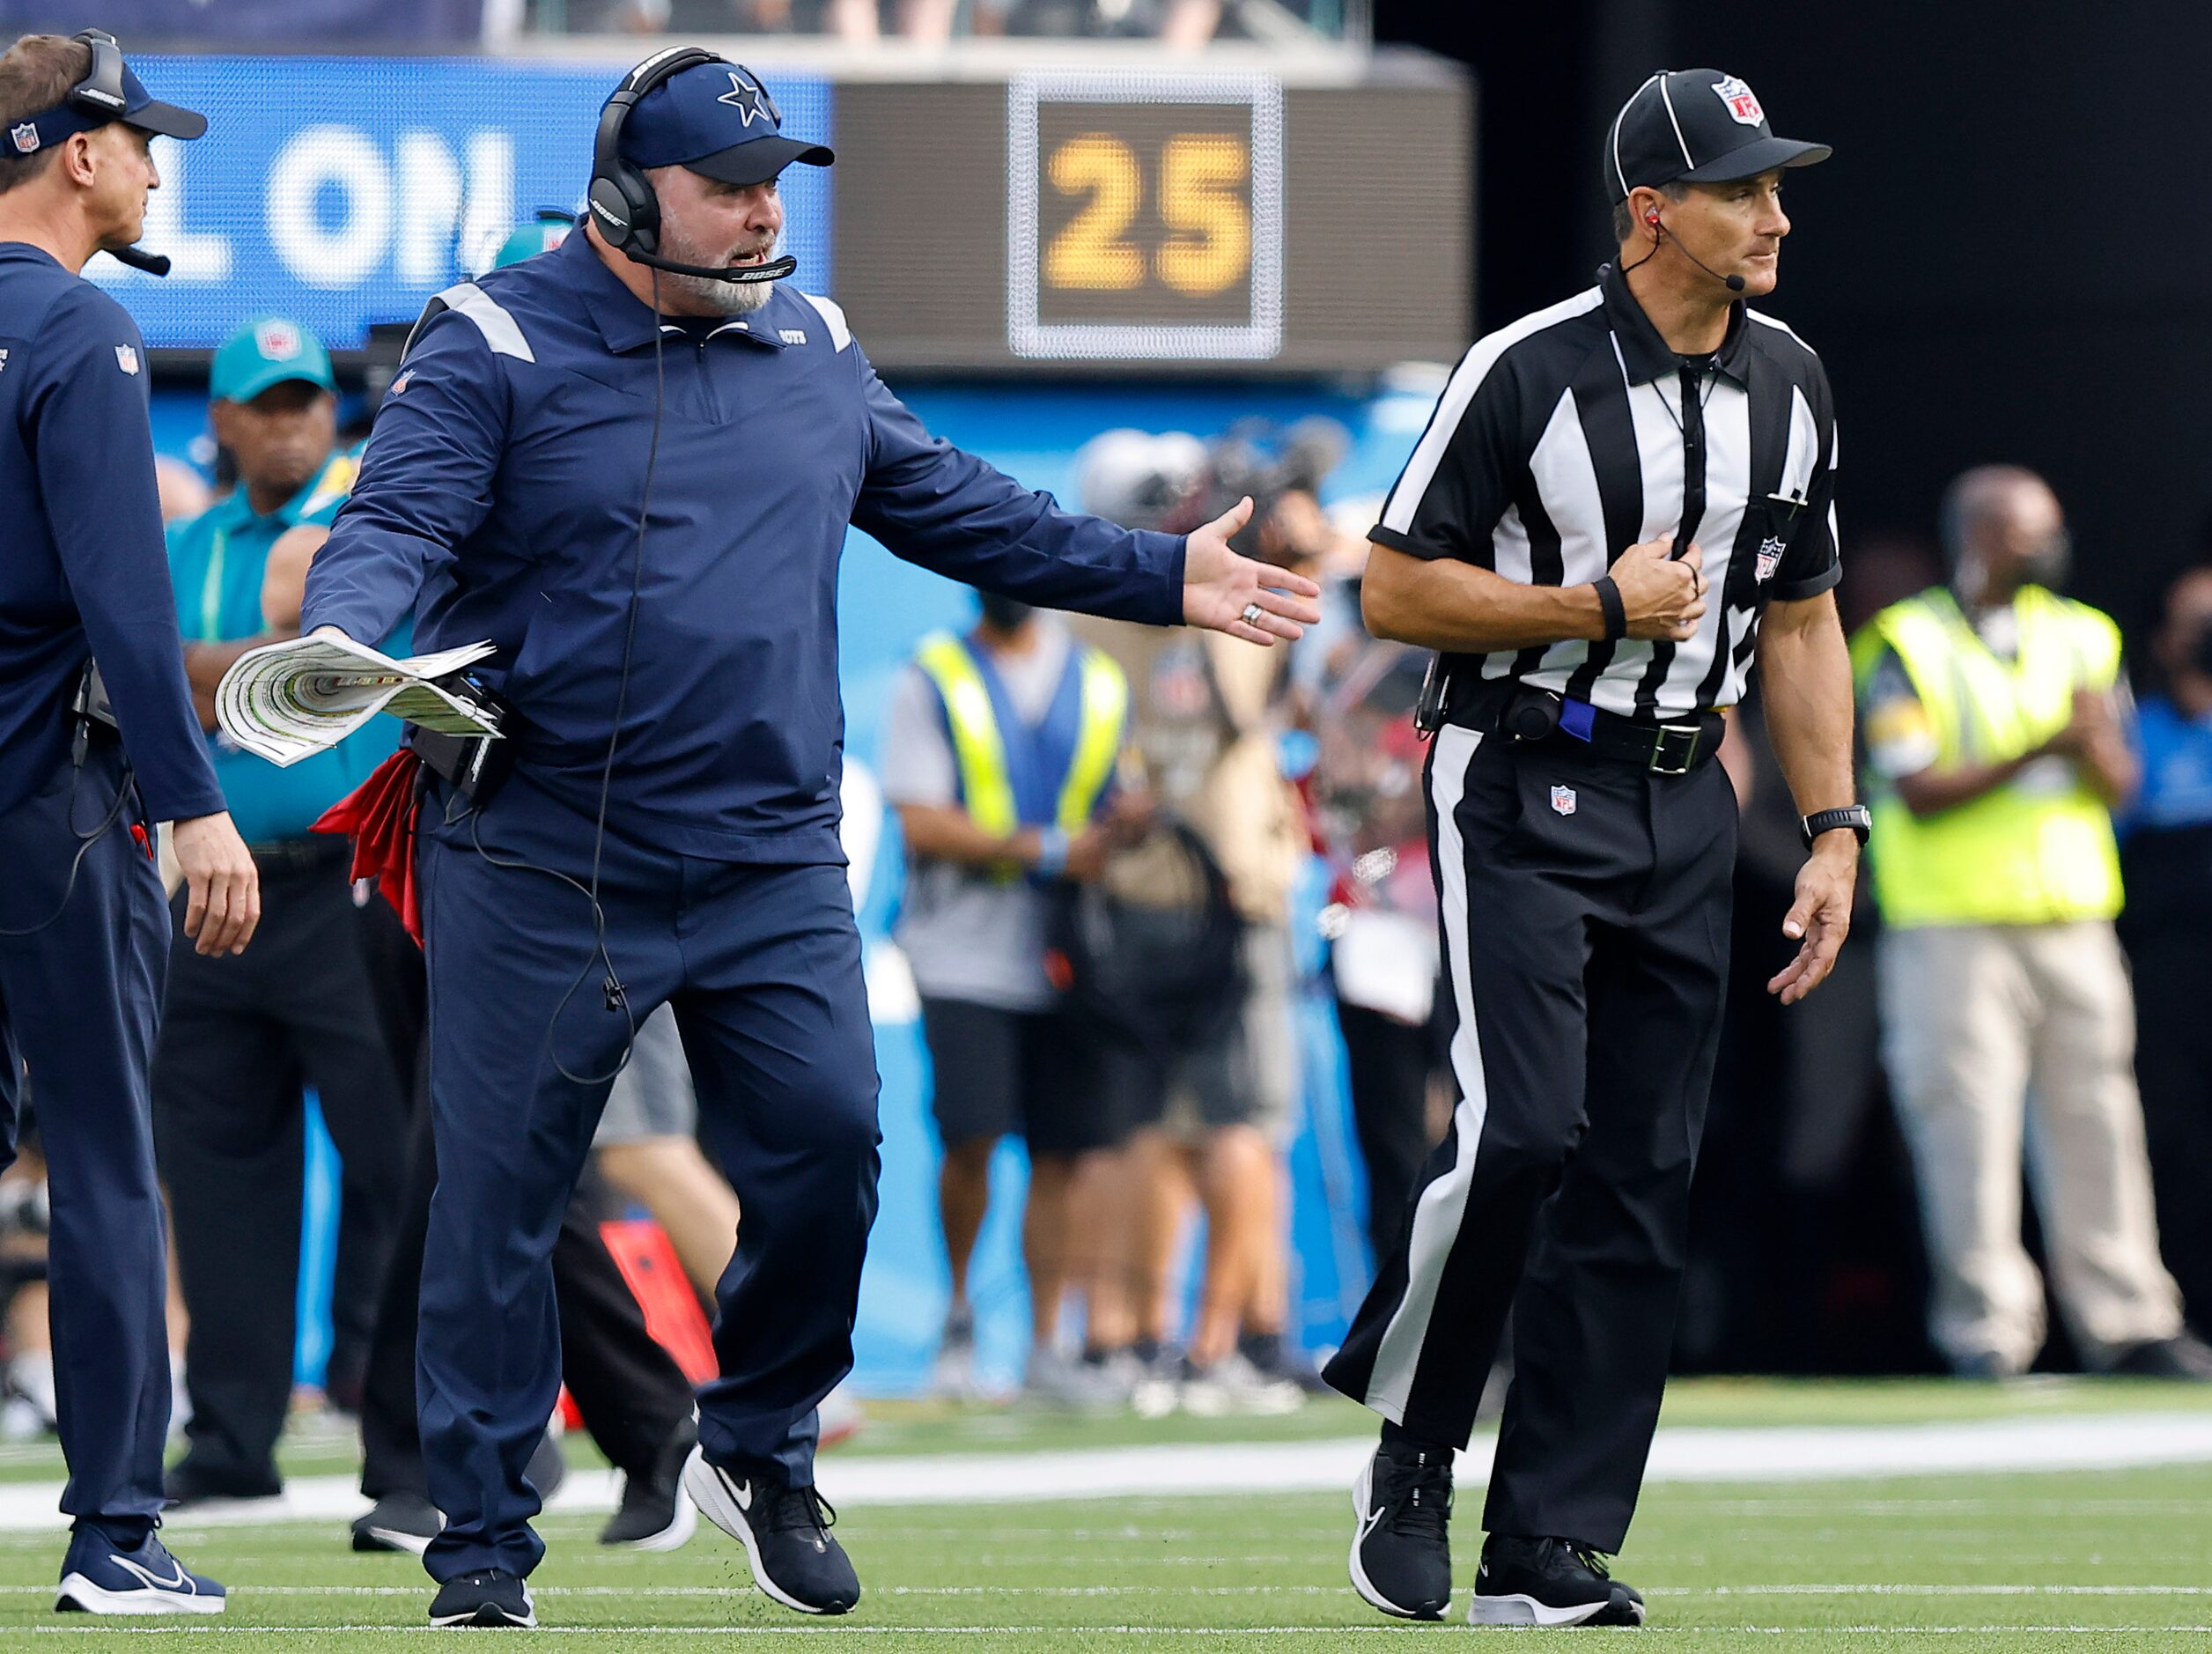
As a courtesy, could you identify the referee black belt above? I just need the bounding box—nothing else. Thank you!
[1442,678,1722,776]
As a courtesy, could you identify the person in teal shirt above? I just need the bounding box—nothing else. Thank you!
[151,317,414,1509]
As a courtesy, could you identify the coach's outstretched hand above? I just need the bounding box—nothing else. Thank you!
[1182,496,1323,646]
[173,810,262,956]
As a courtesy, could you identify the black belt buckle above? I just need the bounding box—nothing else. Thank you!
[1651,722,1702,775]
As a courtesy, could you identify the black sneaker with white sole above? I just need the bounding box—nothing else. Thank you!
[428,1569,535,1628]
[681,1446,859,1615]
[352,1492,443,1555]
[1470,1534,1646,1627]
[1347,1442,1452,1620]
[600,1416,699,1549]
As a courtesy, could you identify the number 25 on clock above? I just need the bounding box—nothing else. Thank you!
[1043,132,1250,297]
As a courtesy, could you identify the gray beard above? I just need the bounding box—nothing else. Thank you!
[665,268,776,316]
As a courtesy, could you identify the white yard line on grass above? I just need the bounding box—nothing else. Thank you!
[26,1624,2212,1636]
[2,1412,2210,1534]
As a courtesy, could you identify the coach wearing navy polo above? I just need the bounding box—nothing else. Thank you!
[296,48,1314,1628]
[1327,70,1861,1627]
[0,30,255,1615]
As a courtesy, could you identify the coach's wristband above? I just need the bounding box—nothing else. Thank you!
[1593,575,1628,641]
[1033,827,1069,878]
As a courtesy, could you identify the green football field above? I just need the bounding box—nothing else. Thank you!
[2,1382,2208,1651]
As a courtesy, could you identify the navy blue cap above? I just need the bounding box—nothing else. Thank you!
[615,61,832,188]
[6,61,204,159]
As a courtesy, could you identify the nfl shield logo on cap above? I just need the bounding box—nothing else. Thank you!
[9,122,38,154]
[255,319,302,360]
[1712,75,1764,126]
[1550,785,1578,816]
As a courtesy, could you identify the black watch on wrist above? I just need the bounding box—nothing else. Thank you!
[1801,804,1872,850]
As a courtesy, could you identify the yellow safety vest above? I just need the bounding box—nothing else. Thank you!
[1851,585,2124,927]
[913,631,1128,840]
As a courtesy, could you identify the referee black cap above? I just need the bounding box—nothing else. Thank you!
[1604,69,1829,204]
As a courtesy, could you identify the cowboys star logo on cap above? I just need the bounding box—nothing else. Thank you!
[9,122,38,154]
[1712,75,1764,126]
[255,319,302,360]
[716,69,771,127]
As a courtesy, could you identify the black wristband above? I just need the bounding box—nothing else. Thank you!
[1800,804,1872,850]
[1593,575,1627,641]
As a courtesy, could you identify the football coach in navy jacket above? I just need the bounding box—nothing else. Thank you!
[299,48,1316,1628]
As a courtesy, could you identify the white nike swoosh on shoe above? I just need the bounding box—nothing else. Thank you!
[114,1557,191,1593]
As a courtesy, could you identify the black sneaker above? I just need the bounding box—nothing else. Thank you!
[682,1447,860,1615]
[1470,1534,1646,1627]
[1348,1443,1453,1620]
[162,1458,281,1510]
[352,1492,444,1555]
[601,1416,699,1550]
[2106,1333,2212,1381]
[428,1569,535,1628]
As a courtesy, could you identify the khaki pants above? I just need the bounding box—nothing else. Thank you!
[1877,921,2181,1373]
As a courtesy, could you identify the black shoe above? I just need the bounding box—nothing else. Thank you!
[162,1458,281,1510]
[1471,1534,1646,1628]
[352,1492,444,1555]
[428,1569,535,1628]
[601,1416,700,1550]
[1348,1442,1453,1620]
[682,1447,860,1614]
[2106,1333,2212,1381]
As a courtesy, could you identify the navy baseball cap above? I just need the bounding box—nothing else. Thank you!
[6,56,204,159]
[1603,69,1827,203]
[616,61,832,188]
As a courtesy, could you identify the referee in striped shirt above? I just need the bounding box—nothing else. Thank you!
[1328,70,1867,1628]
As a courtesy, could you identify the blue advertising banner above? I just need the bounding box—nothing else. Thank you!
[85,55,833,354]
[0,0,485,44]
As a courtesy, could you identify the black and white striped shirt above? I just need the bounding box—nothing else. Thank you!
[1373,262,1840,720]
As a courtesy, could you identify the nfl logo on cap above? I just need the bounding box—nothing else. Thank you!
[255,320,302,360]
[9,122,38,154]
[1712,75,1764,126]
[1550,785,1577,816]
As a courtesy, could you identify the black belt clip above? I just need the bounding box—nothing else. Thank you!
[70,661,118,766]
[1501,683,1564,743]
[1413,654,1449,739]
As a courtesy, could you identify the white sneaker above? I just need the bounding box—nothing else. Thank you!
[1180,1352,1304,1418]
[1021,1348,1129,1412]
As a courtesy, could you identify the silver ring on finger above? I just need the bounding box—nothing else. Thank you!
[1240,602,1265,627]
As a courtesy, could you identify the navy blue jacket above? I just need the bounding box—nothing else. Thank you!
[0,243,224,822]
[303,232,1186,864]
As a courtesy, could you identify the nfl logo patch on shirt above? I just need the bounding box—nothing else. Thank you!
[1755,535,1786,582]
[1712,76,1764,126]
[114,345,139,375]
[1550,784,1577,816]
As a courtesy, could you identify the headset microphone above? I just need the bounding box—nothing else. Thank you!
[1641,210,1745,293]
[102,244,171,277]
[580,191,794,284]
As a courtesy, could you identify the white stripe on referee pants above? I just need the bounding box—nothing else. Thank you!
[1364,722,1490,1422]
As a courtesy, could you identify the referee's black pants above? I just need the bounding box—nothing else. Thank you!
[1323,720,1736,1553]
[151,841,412,1492]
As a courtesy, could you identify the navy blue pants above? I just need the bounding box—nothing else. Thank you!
[415,776,881,1582]
[0,744,171,1540]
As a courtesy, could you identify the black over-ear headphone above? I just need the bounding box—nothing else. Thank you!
[69,29,129,116]
[586,45,796,285]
